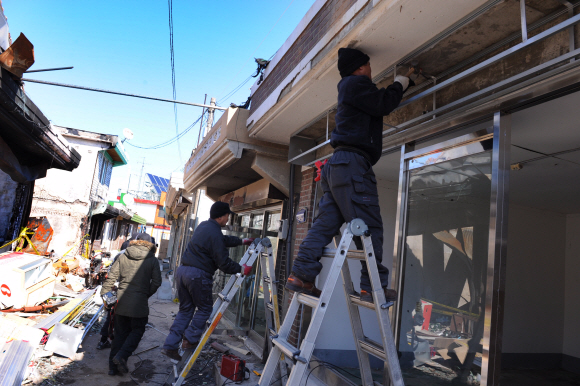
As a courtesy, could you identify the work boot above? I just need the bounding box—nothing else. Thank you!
[108,368,119,376]
[182,338,198,350]
[161,348,182,361]
[112,355,129,374]
[359,288,398,303]
[285,273,322,298]
[97,340,111,350]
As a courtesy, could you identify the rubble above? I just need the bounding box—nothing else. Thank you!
[0,246,110,385]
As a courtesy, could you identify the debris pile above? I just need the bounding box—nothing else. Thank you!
[0,249,111,385]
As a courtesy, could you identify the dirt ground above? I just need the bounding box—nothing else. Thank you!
[30,298,220,386]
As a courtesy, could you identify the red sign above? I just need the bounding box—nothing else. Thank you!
[1,284,11,297]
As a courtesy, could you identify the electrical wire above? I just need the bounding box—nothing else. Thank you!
[217,0,297,99]
[168,0,182,164]
[125,115,202,149]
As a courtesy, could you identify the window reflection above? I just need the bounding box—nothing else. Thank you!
[400,150,492,385]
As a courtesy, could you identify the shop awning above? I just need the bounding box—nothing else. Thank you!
[130,215,147,225]
[91,203,119,219]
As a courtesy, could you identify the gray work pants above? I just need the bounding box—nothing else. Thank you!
[163,266,213,350]
[292,150,389,291]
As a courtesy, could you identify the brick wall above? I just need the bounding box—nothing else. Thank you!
[250,0,357,113]
[287,167,318,346]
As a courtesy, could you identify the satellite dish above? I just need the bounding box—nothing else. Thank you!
[123,128,134,141]
[122,194,135,206]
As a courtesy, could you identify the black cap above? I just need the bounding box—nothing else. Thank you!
[135,233,152,243]
[337,47,370,78]
[210,201,235,219]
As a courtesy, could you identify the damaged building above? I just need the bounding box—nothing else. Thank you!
[29,126,130,256]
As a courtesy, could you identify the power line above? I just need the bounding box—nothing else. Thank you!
[217,0,297,100]
[168,0,182,164]
[125,115,202,150]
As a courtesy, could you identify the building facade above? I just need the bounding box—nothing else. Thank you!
[29,126,128,256]
[242,0,580,385]
[167,1,580,384]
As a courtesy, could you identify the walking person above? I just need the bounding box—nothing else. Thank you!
[161,201,254,361]
[101,233,162,375]
[286,47,414,302]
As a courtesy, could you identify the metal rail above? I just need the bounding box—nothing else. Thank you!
[397,12,580,109]
[21,78,228,110]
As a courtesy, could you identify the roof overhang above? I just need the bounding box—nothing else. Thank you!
[183,108,289,200]
[0,68,81,182]
[246,0,491,145]
[91,203,120,220]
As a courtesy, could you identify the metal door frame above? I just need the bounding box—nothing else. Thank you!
[391,111,510,386]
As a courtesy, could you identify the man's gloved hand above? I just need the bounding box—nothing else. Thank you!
[242,238,255,246]
[314,159,328,182]
[241,264,252,276]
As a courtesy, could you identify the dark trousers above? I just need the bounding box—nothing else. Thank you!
[109,314,148,370]
[163,265,213,350]
[292,150,390,291]
[100,308,113,342]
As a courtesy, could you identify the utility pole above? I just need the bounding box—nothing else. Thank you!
[205,97,216,135]
[137,158,145,196]
[197,94,207,147]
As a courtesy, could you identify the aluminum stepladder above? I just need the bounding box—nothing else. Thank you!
[257,218,404,386]
[165,238,266,386]
[259,238,288,384]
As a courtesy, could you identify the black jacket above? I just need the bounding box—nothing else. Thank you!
[331,75,404,165]
[180,219,243,275]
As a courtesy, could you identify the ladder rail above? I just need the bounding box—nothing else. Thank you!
[361,234,404,386]
[340,256,374,386]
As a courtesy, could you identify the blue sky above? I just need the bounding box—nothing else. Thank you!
[3,0,314,198]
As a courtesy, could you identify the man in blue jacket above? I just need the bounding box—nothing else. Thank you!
[286,48,413,303]
[161,201,253,361]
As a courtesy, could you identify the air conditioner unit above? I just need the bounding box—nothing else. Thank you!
[0,252,55,309]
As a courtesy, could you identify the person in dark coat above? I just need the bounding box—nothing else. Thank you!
[161,201,254,361]
[286,48,413,303]
[101,233,162,375]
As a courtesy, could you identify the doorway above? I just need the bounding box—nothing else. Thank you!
[393,119,507,385]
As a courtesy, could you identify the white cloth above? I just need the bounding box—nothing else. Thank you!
[394,75,410,91]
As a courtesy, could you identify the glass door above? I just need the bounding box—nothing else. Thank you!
[393,113,510,386]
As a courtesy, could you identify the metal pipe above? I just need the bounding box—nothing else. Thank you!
[390,46,580,134]
[520,0,528,42]
[21,78,228,110]
[286,163,296,279]
[25,66,73,73]
[398,12,580,109]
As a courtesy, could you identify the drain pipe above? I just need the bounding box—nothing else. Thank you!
[286,163,296,279]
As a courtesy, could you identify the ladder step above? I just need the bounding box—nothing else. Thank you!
[358,338,386,361]
[348,294,375,310]
[296,293,319,308]
[272,338,307,363]
[322,248,365,260]
[268,328,277,337]
[266,302,274,312]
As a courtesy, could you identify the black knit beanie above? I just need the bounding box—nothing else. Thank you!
[337,48,370,78]
[210,201,235,219]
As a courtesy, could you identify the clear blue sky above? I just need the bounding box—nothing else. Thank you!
[3,0,314,198]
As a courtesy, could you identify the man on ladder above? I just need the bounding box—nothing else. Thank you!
[286,47,414,302]
[161,201,254,361]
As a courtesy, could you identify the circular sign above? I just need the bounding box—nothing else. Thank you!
[1,284,11,297]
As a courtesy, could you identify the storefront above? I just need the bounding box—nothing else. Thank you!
[180,107,290,353]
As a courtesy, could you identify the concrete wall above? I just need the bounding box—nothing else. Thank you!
[564,214,580,360]
[502,204,566,354]
[0,169,18,247]
[133,202,158,224]
[30,136,110,255]
[313,177,399,366]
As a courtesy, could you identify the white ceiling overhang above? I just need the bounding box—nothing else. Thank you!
[246,0,491,145]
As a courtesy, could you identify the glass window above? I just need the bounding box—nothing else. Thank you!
[398,149,492,384]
